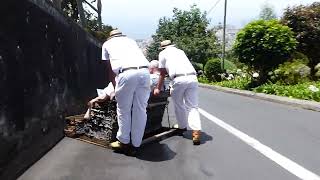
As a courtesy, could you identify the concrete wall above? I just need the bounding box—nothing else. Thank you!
[0,0,108,179]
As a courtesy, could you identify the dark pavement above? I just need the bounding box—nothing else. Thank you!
[18,87,320,180]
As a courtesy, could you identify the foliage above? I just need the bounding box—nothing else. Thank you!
[61,0,79,21]
[191,61,204,72]
[147,5,219,67]
[281,2,320,77]
[84,11,113,42]
[146,38,161,61]
[290,52,309,64]
[233,20,297,83]
[204,58,223,82]
[213,77,251,90]
[85,12,113,42]
[315,63,320,77]
[259,3,277,20]
[86,25,113,42]
[198,76,210,84]
[61,0,113,42]
[254,82,320,102]
[224,59,237,72]
[269,59,311,85]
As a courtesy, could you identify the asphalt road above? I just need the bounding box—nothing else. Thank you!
[18,87,320,180]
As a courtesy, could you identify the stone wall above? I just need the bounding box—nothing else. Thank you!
[0,0,107,179]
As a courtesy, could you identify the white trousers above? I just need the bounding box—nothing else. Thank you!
[115,69,150,147]
[171,75,201,130]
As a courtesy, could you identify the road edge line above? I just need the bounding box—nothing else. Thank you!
[199,108,320,180]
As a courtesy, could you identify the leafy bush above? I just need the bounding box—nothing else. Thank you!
[315,63,320,78]
[224,59,237,72]
[254,82,320,102]
[191,61,204,72]
[213,78,251,90]
[234,20,297,82]
[282,2,320,77]
[204,58,223,81]
[269,59,311,85]
[290,52,309,64]
[198,76,210,84]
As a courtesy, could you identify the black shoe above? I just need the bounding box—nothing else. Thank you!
[172,124,187,135]
[125,146,139,157]
[110,141,130,153]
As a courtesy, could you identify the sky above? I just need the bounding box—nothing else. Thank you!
[97,0,316,39]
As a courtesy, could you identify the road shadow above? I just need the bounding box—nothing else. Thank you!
[182,130,213,145]
[136,142,176,162]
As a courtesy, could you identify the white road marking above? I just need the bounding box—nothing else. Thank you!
[199,108,320,180]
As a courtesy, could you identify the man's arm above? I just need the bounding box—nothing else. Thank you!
[153,68,167,96]
[106,60,116,87]
[88,94,110,108]
[102,43,116,87]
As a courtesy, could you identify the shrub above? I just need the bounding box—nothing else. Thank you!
[315,63,320,78]
[234,20,297,83]
[224,59,237,73]
[191,61,204,72]
[254,82,320,102]
[204,58,223,81]
[198,75,210,84]
[214,77,251,90]
[269,59,311,85]
[290,52,309,64]
[282,2,320,77]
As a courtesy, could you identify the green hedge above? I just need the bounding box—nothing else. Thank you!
[224,59,237,72]
[200,76,320,102]
[269,59,311,85]
[204,58,223,81]
[213,78,251,90]
[254,82,320,102]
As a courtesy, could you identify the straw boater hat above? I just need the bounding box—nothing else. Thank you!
[108,29,124,40]
[160,40,173,49]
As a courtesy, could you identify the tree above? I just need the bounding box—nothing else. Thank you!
[61,0,113,42]
[281,2,320,78]
[233,20,297,83]
[147,5,219,67]
[146,36,161,61]
[61,0,79,21]
[259,3,277,20]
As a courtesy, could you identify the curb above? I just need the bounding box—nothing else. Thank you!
[199,83,320,112]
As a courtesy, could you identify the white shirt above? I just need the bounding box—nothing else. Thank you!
[96,82,114,97]
[101,36,149,74]
[158,46,196,79]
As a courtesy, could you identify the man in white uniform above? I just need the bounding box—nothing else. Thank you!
[153,40,202,145]
[102,29,151,153]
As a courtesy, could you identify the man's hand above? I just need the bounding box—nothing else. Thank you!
[153,88,161,96]
[87,99,97,108]
[153,68,166,96]
[110,92,115,100]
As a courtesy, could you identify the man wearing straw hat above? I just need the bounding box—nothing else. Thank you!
[101,29,150,154]
[153,40,202,145]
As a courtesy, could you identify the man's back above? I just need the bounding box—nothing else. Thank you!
[159,46,196,78]
[102,36,149,73]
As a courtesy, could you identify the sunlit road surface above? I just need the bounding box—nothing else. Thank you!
[18,87,320,180]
